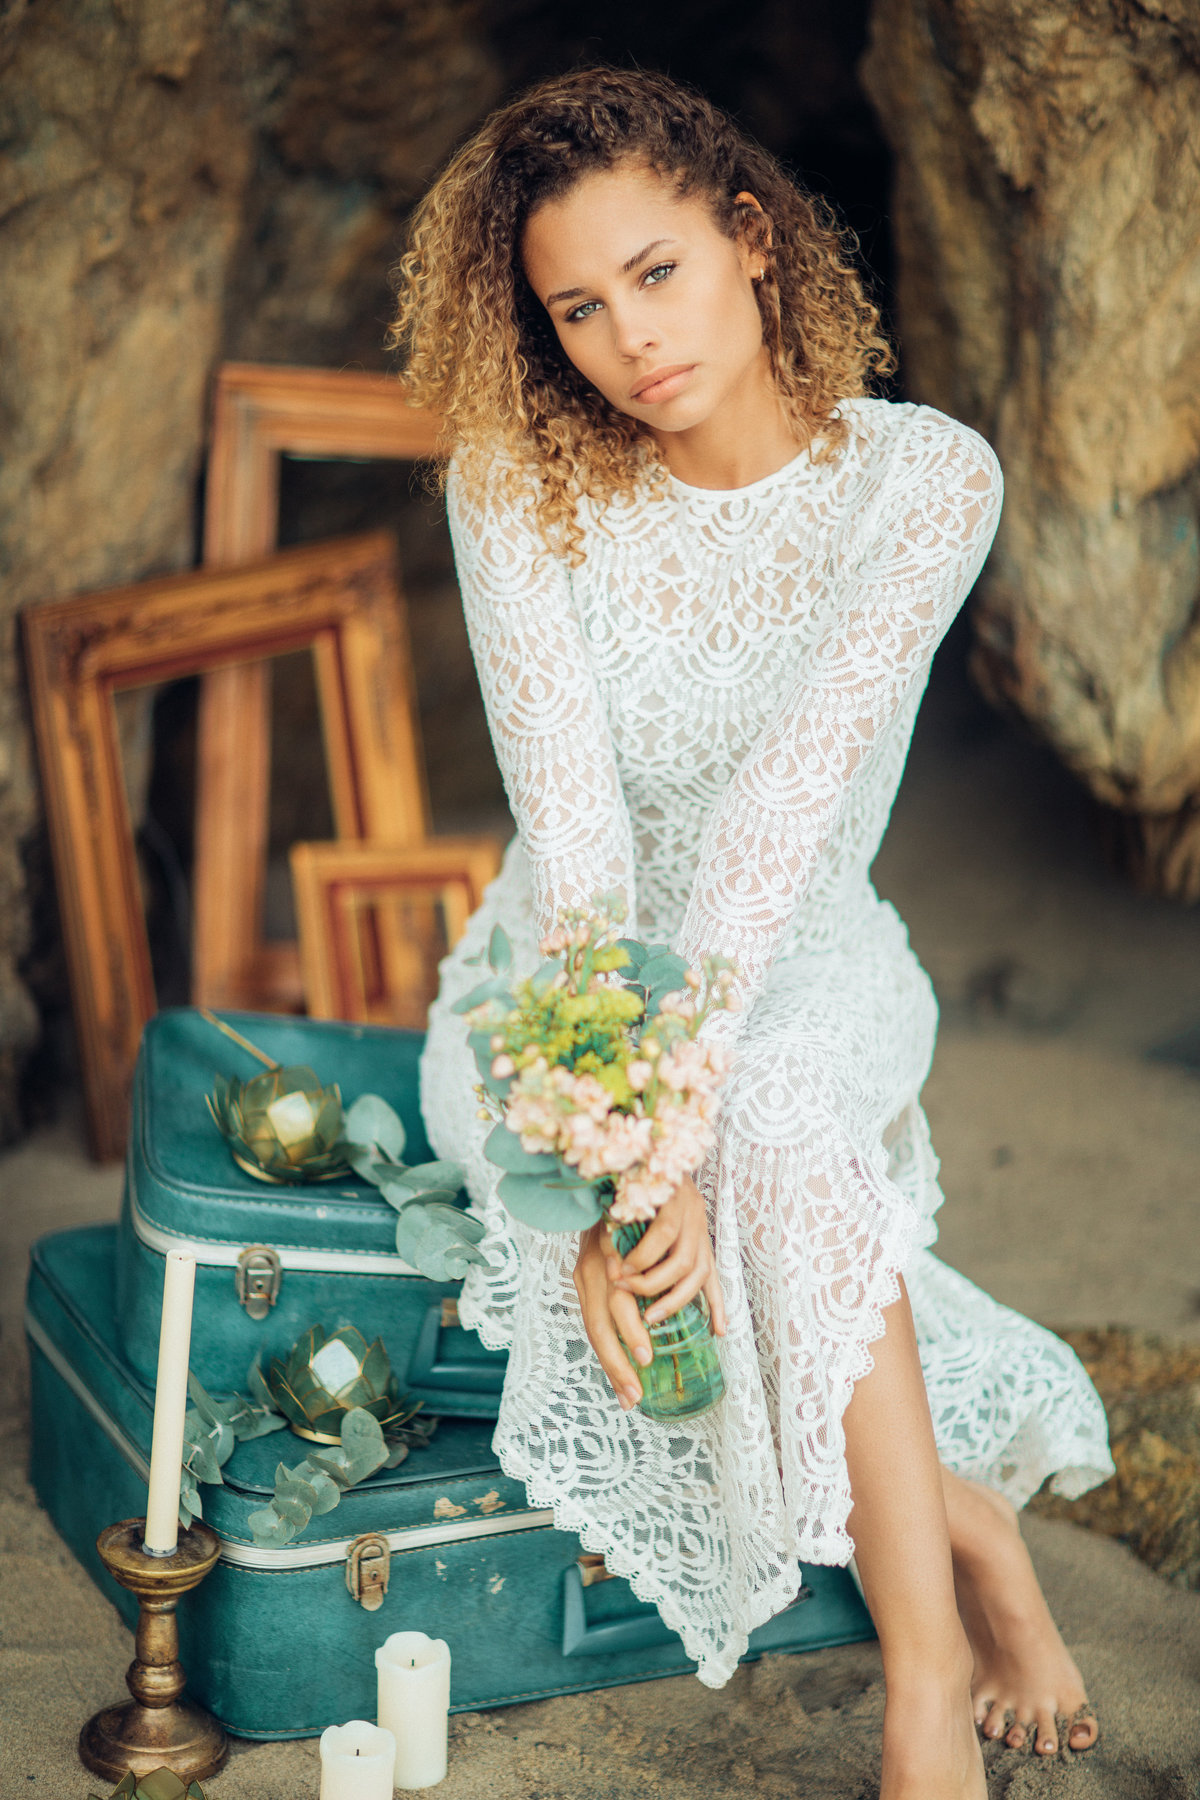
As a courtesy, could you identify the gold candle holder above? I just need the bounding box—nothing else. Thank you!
[79,1519,228,1786]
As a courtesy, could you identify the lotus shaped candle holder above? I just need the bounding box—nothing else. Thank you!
[90,1772,208,1800]
[206,1063,348,1184]
[267,1324,419,1444]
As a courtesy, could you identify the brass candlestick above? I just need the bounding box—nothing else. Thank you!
[79,1519,228,1786]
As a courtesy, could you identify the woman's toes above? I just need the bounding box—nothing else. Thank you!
[981,1700,1011,1741]
[1005,1719,1032,1750]
[1033,1708,1058,1756]
[1067,1706,1099,1752]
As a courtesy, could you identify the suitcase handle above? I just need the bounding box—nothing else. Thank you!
[407,1300,507,1394]
[561,1560,817,1659]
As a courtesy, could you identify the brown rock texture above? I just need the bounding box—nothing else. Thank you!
[0,0,500,1140]
[861,0,1200,892]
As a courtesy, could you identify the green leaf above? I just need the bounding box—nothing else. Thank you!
[488,923,513,973]
[484,1123,556,1175]
[639,952,690,993]
[450,975,513,1016]
[342,1094,407,1163]
[245,1356,276,1412]
[528,961,560,995]
[615,938,648,971]
[247,1501,298,1548]
[391,1159,465,1194]
[498,1170,604,1232]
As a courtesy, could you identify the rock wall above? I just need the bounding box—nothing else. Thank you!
[0,0,885,1140]
[861,0,1200,892]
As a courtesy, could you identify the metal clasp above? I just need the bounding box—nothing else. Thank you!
[235,1245,281,1320]
[346,1533,391,1611]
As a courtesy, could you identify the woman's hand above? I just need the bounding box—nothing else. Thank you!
[572,1176,726,1411]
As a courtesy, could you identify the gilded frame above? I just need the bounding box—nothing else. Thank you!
[23,532,424,1160]
[290,837,502,1029]
[197,363,444,1010]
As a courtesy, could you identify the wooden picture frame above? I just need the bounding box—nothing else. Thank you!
[290,838,502,1029]
[197,364,446,1011]
[23,532,426,1161]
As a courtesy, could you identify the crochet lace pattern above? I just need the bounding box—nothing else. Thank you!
[420,399,1114,1687]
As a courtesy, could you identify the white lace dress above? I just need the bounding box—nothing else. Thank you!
[419,397,1114,1687]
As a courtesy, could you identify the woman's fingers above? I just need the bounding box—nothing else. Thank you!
[574,1230,648,1409]
[617,1205,682,1272]
[702,1266,727,1336]
[643,1260,708,1325]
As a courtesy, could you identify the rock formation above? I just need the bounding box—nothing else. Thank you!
[862,0,1200,893]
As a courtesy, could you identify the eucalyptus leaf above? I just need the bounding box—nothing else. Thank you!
[615,937,648,971]
[342,1094,407,1163]
[529,961,560,995]
[639,952,690,993]
[484,1123,557,1175]
[498,1169,604,1232]
[392,1159,464,1193]
[450,975,514,1016]
[488,923,513,972]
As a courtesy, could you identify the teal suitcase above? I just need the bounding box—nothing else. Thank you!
[116,1009,507,1417]
[28,1225,877,1737]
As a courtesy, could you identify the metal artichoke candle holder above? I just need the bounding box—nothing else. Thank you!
[207,1062,348,1184]
[266,1324,422,1444]
[90,1773,207,1800]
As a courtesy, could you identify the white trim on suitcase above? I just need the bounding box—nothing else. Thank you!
[128,1181,422,1278]
[26,1307,555,1571]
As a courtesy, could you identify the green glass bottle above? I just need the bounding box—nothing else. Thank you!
[611,1221,726,1420]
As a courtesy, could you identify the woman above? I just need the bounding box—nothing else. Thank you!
[393,67,1113,1799]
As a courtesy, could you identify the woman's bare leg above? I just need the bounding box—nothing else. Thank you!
[941,1470,1097,1755]
[841,1278,986,1800]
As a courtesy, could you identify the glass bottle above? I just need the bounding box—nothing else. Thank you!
[611,1220,726,1420]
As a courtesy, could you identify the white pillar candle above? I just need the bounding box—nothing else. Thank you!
[143,1248,197,1555]
[319,1721,396,1800]
[376,1631,452,1789]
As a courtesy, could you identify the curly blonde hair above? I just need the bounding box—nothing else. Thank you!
[389,66,894,561]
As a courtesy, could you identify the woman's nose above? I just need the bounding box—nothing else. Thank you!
[609,304,658,361]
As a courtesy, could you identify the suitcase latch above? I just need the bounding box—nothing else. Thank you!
[235,1245,282,1320]
[346,1533,391,1611]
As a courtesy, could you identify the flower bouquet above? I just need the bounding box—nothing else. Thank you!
[454,897,735,1420]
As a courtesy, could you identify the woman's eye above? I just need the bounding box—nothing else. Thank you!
[565,299,601,322]
[642,262,676,287]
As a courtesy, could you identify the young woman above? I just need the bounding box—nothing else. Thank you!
[393,68,1113,1799]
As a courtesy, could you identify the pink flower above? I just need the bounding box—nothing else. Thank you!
[627,1059,653,1092]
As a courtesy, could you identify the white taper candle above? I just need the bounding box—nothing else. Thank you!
[319,1721,396,1800]
[376,1631,451,1788]
[143,1248,197,1554]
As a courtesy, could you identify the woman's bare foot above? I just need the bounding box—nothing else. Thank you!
[942,1471,1099,1757]
[880,1653,988,1800]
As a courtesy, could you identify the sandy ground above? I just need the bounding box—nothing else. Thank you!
[4,638,1200,1796]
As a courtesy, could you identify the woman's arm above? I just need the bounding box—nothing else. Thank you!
[447,458,638,936]
[675,411,1003,1047]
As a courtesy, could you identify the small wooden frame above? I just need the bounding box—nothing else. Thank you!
[23,532,427,1161]
[290,838,503,1029]
[198,364,445,1011]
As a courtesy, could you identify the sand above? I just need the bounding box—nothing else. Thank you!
[4,639,1200,1797]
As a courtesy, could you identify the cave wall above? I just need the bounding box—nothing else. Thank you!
[861,0,1200,888]
[0,0,885,1140]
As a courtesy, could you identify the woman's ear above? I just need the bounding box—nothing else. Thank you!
[734,189,771,280]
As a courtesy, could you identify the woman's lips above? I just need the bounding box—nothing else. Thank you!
[630,364,696,404]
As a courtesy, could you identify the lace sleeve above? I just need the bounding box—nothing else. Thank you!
[447,458,638,940]
[675,414,1003,1046]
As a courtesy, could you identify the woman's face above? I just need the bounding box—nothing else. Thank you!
[521,161,768,438]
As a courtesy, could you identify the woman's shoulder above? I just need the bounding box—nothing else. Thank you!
[838,397,1002,505]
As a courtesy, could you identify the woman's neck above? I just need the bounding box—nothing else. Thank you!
[651,353,804,492]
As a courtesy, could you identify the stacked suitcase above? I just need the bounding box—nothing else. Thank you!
[26,1008,874,1737]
